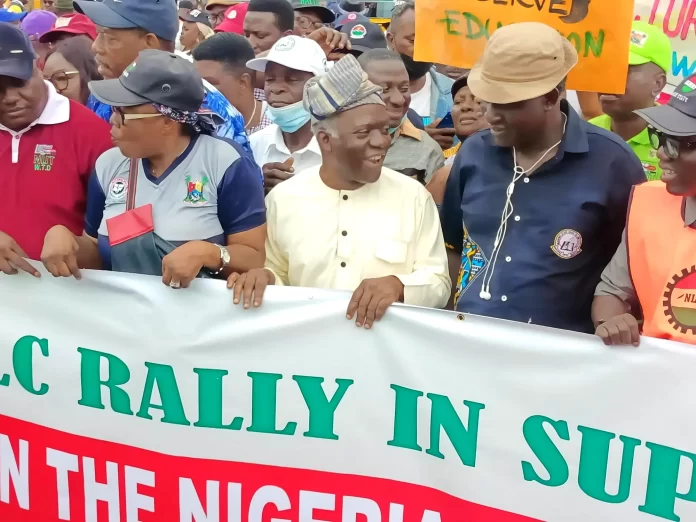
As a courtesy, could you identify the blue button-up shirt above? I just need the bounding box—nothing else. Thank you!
[441,102,645,333]
[86,81,251,154]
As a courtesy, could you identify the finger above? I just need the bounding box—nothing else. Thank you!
[355,290,372,327]
[67,256,81,280]
[606,323,623,346]
[227,272,240,289]
[242,274,256,309]
[57,261,72,278]
[268,168,294,178]
[618,317,634,346]
[233,273,247,304]
[627,316,641,346]
[162,265,172,287]
[374,296,395,322]
[283,157,294,167]
[346,284,365,319]
[0,258,18,275]
[252,275,268,307]
[364,294,381,329]
[7,252,40,277]
[596,325,611,345]
[180,275,194,289]
[427,119,442,128]
[45,262,62,278]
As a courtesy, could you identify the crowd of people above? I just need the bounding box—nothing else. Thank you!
[1,0,695,346]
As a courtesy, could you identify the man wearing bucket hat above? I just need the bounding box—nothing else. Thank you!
[593,75,696,346]
[73,0,252,152]
[440,22,645,334]
[228,54,450,328]
[590,21,673,181]
[40,50,266,285]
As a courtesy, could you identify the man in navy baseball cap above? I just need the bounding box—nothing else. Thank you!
[0,22,33,81]
[74,0,253,152]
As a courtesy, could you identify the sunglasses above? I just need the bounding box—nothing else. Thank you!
[112,107,164,126]
[44,70,79,92]
[648,127,696,160]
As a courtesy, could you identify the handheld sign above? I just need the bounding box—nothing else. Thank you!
[414,0,636,94]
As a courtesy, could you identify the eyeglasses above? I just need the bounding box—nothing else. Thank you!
[112,107,164,127]
[648,127,696,159]
[44,70,79,92]
[208,12,225,25]
[295,15,325,31]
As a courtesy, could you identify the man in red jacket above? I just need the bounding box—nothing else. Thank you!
[0,24,111,275]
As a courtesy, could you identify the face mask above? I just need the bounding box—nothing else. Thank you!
[389,113,409,135]
[400,53,434,81]
[267,101,312,133]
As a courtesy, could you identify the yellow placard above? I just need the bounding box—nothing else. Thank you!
[414,0,636,94]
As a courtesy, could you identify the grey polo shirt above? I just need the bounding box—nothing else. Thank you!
[383,119,445,184]
[595,196,696,308]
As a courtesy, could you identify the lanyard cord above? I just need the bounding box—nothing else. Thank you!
[479,113,568,301]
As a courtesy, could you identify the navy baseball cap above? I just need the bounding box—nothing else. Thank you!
[340,20,386,54]
[88,49,205,112]
[0,24,35,81]
[74,0,179,42]
[333,11,369,29]
[636,75,696,137]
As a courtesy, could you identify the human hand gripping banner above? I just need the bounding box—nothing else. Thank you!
[2,268,696,522]
[414,0,635,93]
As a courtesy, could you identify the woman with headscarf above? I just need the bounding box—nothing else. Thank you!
[179,9,214,55]
[42,35,101,105]
[40,50,266,289]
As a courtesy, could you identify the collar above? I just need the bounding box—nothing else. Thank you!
[393,119,422,141]
[559,99,589,154]
[0,81,70,134]
[684,197,696,227]
[267,124,321,157]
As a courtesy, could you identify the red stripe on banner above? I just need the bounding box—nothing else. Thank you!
[0,415,539,522]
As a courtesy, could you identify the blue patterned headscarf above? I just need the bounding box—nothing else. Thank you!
[151,102,216,134]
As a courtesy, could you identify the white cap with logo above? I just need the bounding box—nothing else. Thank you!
[246,36,327,77]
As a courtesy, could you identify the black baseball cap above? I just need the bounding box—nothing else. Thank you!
[180,8,212,27]
[74,0,179,42]
[289,0,335,24]
[636,75,696,137]
[340,20,386,54]
[88,49,205,112]
[333,11,369,29]
[452,73,470,100]
[0,24,35,82]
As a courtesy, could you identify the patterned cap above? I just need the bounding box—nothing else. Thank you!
[303,54,384,121]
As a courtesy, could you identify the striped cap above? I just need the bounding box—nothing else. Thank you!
[303,54,383,121]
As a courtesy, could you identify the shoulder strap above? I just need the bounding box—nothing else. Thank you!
[126,159,139,211]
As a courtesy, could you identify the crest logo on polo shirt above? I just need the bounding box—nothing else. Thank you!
[551,228,582,259]
[108,177,128,202]
[34,144,55,172]
[184,175,209,205]
[663,266,696,335]
[454,224,487,306]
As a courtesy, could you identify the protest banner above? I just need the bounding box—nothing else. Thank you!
[634,0,696,101]
[414,0,635,93]
[1,268,696,522]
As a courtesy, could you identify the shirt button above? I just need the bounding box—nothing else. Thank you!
[341,230,347,236]
[523,177,530,183]
[340,262,346,267]
[13,135,19,140]
[342,195,348,201]
[505,256,511,262]
[514,216,521,222]
[501,295,508,302]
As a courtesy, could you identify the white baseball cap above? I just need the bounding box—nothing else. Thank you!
[246,36,327,77]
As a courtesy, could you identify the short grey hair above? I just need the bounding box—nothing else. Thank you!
[311,115,339,137]
[389,0,415,32]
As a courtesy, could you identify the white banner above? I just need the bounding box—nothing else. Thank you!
[1,268,695,522]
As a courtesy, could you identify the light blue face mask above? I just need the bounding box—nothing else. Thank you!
[267,101,312,133]
[389,114,409,135]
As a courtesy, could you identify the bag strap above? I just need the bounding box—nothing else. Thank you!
[126,158,139,211]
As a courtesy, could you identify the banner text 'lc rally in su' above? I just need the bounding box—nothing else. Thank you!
[1,268,696,521]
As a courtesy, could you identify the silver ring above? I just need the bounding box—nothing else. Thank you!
[169,280,181,289]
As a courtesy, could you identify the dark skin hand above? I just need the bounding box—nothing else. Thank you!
[228,267,275,308]
[0,231,40,277]
[307,27,351,59]
[596,314,641,347]
[426,118,456,150]
[263,157,294,194]
[346,276,405,329]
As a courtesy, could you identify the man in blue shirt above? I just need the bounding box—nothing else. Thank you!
[74,0,251,153]
[440,23,645,334]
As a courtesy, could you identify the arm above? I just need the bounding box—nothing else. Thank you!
[439,154,466,309]
[426,164,452,207]
[393,193,451,309]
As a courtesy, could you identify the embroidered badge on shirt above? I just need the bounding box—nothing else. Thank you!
[184,176,209,205]
[34,144,55,172]
[663,266,696,334]
[551,229,583,259]
[455,224,488,305]
[108,177,128,202]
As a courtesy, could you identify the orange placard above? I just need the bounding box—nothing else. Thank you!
[414,0,636,93]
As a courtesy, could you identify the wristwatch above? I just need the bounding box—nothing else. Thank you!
[212,245,230,275]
